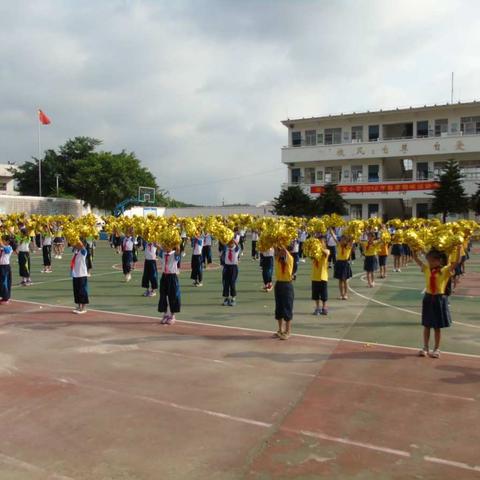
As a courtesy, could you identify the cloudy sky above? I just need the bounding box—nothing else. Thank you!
[1,0,480,205]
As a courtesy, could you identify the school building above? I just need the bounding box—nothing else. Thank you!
[281,101,480,219]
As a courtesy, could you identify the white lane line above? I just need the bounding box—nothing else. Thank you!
[61,378,480,475]
[9,299,480,359]
[0,452,74,479]
[349,282,480,330]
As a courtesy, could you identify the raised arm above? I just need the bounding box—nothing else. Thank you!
[412,250,425,269]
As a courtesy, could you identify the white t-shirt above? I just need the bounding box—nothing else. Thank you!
[160,250,180,274]
[204,234,212,246]
[192,237,203,255]
[299,230,307,242]
[326,231,337,247]
[71,248,88,278]
[144,243,157,260]
[224,245,240,265]
[122,237,134,252]
[290,239,300,253]
[0,246,13,265]
[251,231,259,241]
[17,240,30,253]
[42,235,52,246]
[262,248,274,257]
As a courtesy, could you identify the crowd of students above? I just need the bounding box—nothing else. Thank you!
[0,217,474,356]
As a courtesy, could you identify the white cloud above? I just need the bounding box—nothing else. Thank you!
[1,0,480,204]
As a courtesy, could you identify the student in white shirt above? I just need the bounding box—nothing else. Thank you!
[202,232,213,268]
[260,247,274,292]
[0,236,13,304]
[326,228,338,268]
[16,229,32,286]
[251,230,259,260]
[71,241,89,314]
[239,228,246,255]
[289,238,300,280]
[41,229,53,273]
[121,230,135,282]
[298,229,308,262]
[222,238,241,306]
[190,233,204,287]
[142,242,158,297]
[158,246,181,325]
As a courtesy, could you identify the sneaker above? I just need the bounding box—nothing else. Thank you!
[142,290,150,297]
[223,298,230,306]
[279,332,290,340]
[150,291,157,297]
[273,330,282,338]
[125,273,132,282]
[160,314,170,324]
[0,300,10,305]
[418,347,429,357]
[312,309,320,316]
[193,281,198,286]
[196,283,203,287]
[76,309,87,315]
[321,307,328,315]
[430,349,440,359]
[166,315,176,325]
[40,269,46,273]
[230,299,236,306]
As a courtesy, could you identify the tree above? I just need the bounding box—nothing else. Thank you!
[471,183,480,215]
[12,136,188,211]
[313,183,348,216]
[431,160,470,222]
[272,186,314,216]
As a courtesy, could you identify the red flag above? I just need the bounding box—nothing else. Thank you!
[38,109,51,125]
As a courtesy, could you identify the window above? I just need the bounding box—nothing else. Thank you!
[460,116,480,135]
[368,125,380,141]
[350,204,362,219]
[459,160,480,179]
[416,203,429,219]
[0,182,6,191]
[435,119,448,136]
[416,120,429,138]
[324,128,342,145]
[402,158,413,171]
[324,166,342,184]
[416,162,429,180]
[305,130,316,146]
[368,164,379,182]
[291,168,301,184]
[316,170,324,183]
[368,203,379,218]
[317,133,324,144]
[304,167,316,184]
[433,162,447,179]
[351,165,363,183]
[351,126,363,142]
[291,131,302,147]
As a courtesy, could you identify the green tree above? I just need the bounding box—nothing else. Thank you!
[272,186,314,216]
[431,160,470,222]
[313,183,348,216]
[471,183,480,215]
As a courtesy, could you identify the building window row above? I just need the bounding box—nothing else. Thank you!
[290,117,478,147]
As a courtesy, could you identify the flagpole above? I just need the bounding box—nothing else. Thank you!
[37,110,42,197]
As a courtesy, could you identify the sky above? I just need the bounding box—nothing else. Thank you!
[1,0,480,205]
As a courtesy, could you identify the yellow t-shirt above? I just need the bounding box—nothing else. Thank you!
[378,242,390,256]
[336,244,352,261]
[311,250,330,281]
[449,245,465,264]
[275,251,294,281]
[362,241,379,257]
[423,265,452,294]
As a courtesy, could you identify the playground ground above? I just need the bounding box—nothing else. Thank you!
[0,241,479,479]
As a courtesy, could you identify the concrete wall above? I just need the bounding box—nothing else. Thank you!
[0,195,84,216]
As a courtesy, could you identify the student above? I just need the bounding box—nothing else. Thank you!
[222,238,240,306]
[378,233,390,279]
[298,229,308,263]
[190,233,204,287]
[260,247,274,292]
[0,236,13,304]
[180,230,187,258]
[251,230,259,260]
[273,246,294,340]
[289,237,300,280]
[450,241,466,293]
[334,235,353,300]
[121,231,135,282]
[158,246,181,325]
[17,229,32,286]
[326,228,338,268]
[41,228,53,273]
[239,228,246,255]
[311,238,330,315]
[142,242,158,297]
[391,230,404,272]
[71,240,89,314]
[85,236,95,277]
[202,232,213,268]
[53,223,65,259]
[412,247,460,358]
[362,232,379,288]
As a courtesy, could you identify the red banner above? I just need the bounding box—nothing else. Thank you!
[311,181,439,194]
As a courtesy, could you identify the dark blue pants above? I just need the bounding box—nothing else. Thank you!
[142,259,158,289]
[222,264,238,297]
[0,265,12,301]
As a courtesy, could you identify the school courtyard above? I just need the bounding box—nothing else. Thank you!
[0,241,479,479]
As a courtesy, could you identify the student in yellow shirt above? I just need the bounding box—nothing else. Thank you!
[412,246,461,359]
[311,239,330,315]
[333,235,353,300]
[273,246,294,340]
[362,232,379,288]
[450,242,466,292]
[378,236,390,279]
